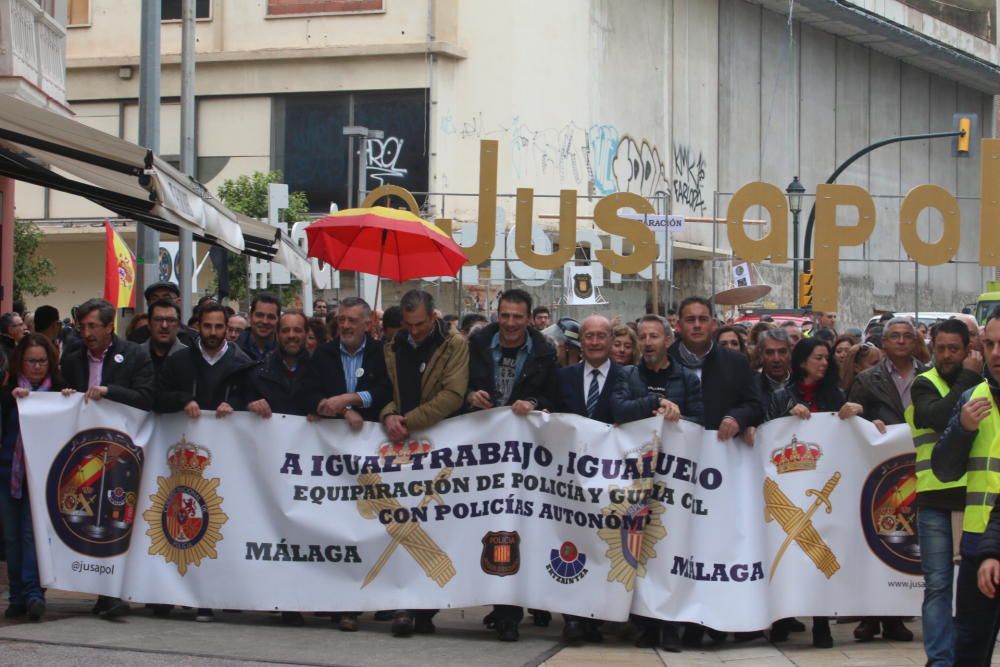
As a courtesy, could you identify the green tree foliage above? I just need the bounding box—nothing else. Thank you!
[13,220,55,303]
[215,171,309,306]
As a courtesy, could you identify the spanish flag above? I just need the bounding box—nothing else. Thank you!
[103,221,135,314]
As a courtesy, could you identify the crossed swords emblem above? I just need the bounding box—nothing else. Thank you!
[763,472,841,580]
[356,468,456,588]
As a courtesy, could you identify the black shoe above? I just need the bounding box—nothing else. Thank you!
[391,612,414,637]
[4,603,27,618]
[659,623,682,653]
[413,615,436,635]
[785,618,806,633]
[562,619,585,645]
[735,631,764,642]
[635,625,659,648]
[150,604,173,618]
[880,617,913,642]
[100,598,130,619]
[583,621,604,643]
[854,619,880,642]
[281,612,305,627]
[482,610,496,629]
[26,599,45,621]
[497,620,519,642]
[813,621,833,649]
[531,610,552,627]
[373,610,394,621]
[706,628,727,644]
[91,596,112,615]
[682,624,705,647]
[195,608,215,622]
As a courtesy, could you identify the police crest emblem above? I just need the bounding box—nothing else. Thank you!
[144,438,227,575]
[481,531,520,576]
[597,480,666,592]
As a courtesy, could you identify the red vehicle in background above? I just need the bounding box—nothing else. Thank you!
[732,308,813,329]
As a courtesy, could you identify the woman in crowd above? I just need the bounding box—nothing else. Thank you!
[0,334,63,622]
[610,323,640,365]
[766,337,865,648]
[306,317,328,355]
[832,334,856,368]
[715,325,748,357]
[839,342,882,392]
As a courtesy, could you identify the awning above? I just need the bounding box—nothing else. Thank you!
[0,93,307,274]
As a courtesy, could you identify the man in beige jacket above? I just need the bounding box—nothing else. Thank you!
[380,289,469,637]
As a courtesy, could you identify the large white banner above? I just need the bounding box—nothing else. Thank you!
[19,395,924,630]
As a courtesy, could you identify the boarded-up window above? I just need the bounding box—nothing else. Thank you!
[267,0,383,17]
[68,0,90,26]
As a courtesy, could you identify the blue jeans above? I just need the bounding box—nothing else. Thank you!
[918,507,956,667]
[0,470,43,606]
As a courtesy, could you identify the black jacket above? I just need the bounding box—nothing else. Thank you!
[977,496,1000,562]
[554,361,625,425]
[60,334,154,410]
[912,368,982,432]
[467,323,559,411]
[767,381,846,421]
[299,337,392,422]
[611,362,704,425]
[236,328,276,362]
[245,349,310,417]
[668,341,764,432]
[155,343,256,412]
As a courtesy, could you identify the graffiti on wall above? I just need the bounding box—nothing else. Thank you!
[439,113,706,210]
[366,136,409,185]
[672,144,707,215]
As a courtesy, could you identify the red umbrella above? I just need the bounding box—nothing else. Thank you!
[305,206,467,284]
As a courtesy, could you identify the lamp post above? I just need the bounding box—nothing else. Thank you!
[786,176,805,308]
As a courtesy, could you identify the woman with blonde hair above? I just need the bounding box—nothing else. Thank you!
[610,323,640,365]
[839,342,882,391]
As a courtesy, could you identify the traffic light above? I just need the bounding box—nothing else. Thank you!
[953,113,977,158]
[799,272,813,308]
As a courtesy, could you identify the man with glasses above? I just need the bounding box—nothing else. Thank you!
[141,300,187,376]
[848,316,925,642]
[60,298,153,619]
[226,313,249,343]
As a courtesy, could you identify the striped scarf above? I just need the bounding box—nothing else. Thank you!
[10,375,52,499]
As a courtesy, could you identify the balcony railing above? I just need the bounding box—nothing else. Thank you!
[0,0,66,104]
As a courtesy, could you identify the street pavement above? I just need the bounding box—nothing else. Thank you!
[1,577,999,666]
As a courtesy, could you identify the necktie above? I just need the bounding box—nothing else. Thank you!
[586,368,600,418]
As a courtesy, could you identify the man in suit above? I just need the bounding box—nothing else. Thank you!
[553,314,632,645]
[848,316,925,643]
[60,297,154,620]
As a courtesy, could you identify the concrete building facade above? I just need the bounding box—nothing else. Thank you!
[17,0,1000,326]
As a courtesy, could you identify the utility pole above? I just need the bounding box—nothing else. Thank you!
[136,0,161,310]
[179,0,195,320]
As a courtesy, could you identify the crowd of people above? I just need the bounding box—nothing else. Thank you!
[1,282,999,665]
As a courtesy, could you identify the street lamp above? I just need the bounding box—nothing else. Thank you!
[786,176,805,308]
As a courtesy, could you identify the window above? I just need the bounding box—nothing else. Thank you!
[161,0,211,21]
[899,0,995,43]
[68,0,90,26]
[267,0,383,17]
[276,90,429,213]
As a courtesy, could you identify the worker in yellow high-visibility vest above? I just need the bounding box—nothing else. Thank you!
[909,319,981,667]
[932,308,1000,667]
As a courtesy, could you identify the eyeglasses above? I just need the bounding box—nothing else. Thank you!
[151,316,179,326]
[24,358,48,366]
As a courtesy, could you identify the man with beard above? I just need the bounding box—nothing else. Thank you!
[126,282,198,347]
[932,310,1000,665]
[236,292,280,361]
[246,310,310,419]
[60,298,153,619]
[907,318,981,666]
[610,314,702,652]
[141,300,187,377]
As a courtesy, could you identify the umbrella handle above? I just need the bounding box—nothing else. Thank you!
[372,229,387,326]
